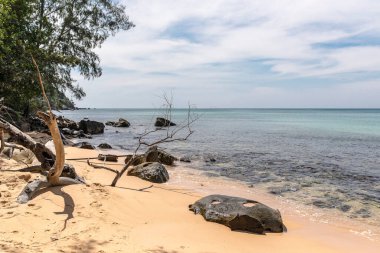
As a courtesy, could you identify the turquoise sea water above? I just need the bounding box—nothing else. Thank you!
[59,108,380,225]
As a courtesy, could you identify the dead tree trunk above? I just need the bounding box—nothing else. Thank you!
[14,56,86,203]
[36,111,65,185]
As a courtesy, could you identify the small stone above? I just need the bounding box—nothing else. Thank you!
[73,142,96,150]
[18,174,32,182]
[179,156,191,163]
[339,204,351,212]
[98,143,112,149]
[50,236,59,241]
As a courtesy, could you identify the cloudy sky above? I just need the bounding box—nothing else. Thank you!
[75,0,380,108]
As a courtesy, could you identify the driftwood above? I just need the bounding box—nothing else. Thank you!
[0,119,55,168]
[66,154,131,161]
[87,159,119,175]
[13,56,86,203]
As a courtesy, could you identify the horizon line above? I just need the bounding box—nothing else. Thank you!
[67,107,380,110]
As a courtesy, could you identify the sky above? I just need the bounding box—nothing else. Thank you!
[74,0,380,108]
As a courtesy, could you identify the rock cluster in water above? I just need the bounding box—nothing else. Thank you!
[105,118,130,127]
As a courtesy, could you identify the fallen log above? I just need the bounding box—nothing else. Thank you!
[0,118,55,168]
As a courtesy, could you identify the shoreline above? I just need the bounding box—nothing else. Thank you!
[0,147,379,252]
[89,144,380,241]
[167,164,380,241]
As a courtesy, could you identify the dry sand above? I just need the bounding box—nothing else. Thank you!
[0,147,379,253]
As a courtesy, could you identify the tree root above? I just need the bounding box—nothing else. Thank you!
[17,179,49,204]
[17,177,85,204]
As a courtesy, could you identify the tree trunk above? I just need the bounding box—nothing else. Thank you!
[36,111,65,185]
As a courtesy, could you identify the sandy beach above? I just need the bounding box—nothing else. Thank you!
[0,147,379,253]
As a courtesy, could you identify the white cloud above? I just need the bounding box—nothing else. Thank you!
[97,0,380,74]
[76,0,380,107]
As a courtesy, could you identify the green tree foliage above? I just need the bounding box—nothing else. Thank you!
[0,0,134,115]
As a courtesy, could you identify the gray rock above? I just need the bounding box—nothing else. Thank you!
[61,128,73,135]
[127,162,169,183]
[57,116,78,130]
[202,172,219,177]
[268,185,300,195]
[28,116,48,132]
[312,199,352,213]
[106,118,130,127]
[179,156,191,163]
[73,142,95,150]
[189,195,286,234]
[204,155,216,163]
[145,146,177,165]
[98,143,113,149]
[154,117,176,127]
[114,118,130,127]
[125,154,145,166]
[354,208,371,218]
[79,119,105,134]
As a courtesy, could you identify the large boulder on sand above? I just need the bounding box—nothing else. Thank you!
[154,117,176,127]
[79,119,104,134]
[189,195,286,234]
[127,162,169,183]
[125,154,145,166]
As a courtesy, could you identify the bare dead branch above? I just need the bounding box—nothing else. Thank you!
[0,104,19,126]
[87,159,119,175]
[110,94,198,187]
[31,55,53,114]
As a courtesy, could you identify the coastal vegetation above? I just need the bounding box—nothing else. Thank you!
[0,0,134,115]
